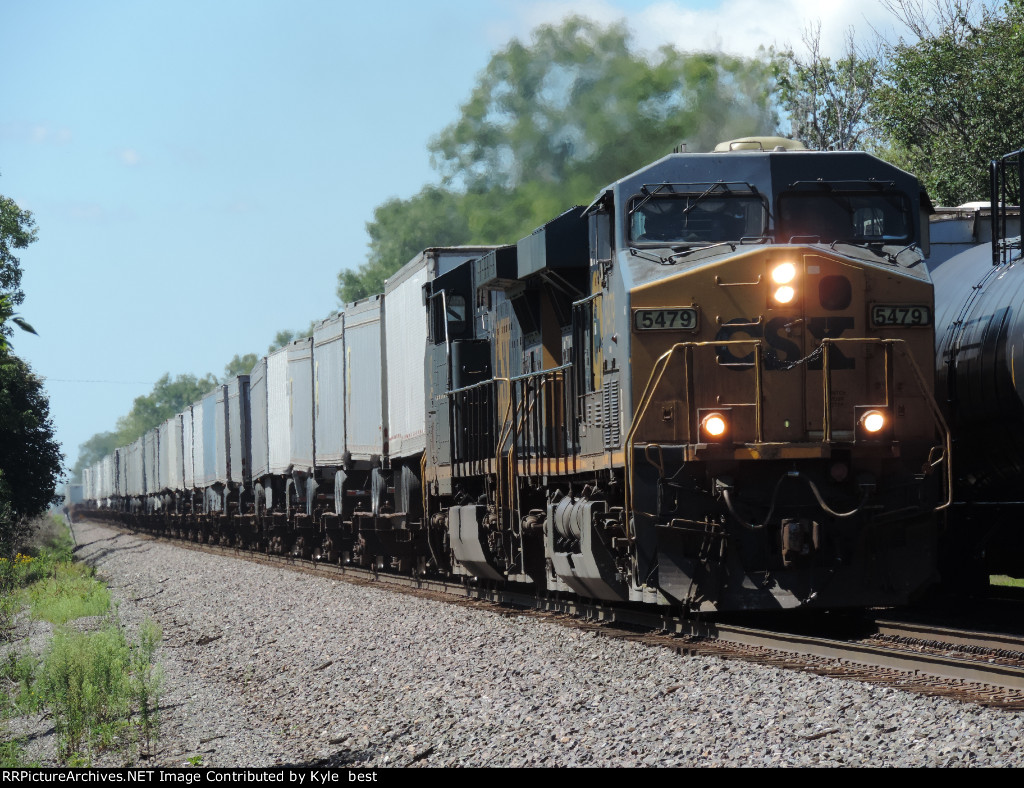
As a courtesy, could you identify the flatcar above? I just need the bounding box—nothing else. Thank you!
[80,137,952,612]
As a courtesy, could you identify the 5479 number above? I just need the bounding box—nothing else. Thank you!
[870,304,931,327]
[633,308,699,331]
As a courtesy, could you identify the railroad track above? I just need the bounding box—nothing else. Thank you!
[80,520,1024,711]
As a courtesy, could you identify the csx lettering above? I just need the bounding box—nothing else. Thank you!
[715,316,856,370]
[806,316,855,370]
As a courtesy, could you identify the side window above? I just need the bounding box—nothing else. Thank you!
[446,293,467,337]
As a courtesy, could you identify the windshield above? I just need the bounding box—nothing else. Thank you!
[778,191,912,243]
[629,195,766,246]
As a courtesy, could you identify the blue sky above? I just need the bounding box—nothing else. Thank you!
[1,0,934,475]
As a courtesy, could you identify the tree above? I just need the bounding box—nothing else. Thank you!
[871,0,1024,204]
[0,354,63,553]
[774,24,881,151]
[0,293,37,353]
[0,190,36,315]
[113,372,218,447]
[340,16,779,306]
[70,431,121,484]
[429,17,777,194]
[223,353,258,382]
[0,187,38,344]
[338,187,471,303]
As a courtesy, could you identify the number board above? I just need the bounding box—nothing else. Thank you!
[633,308,699,332]
[870,304,932,327]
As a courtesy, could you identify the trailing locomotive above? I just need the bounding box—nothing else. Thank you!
[80,137,952,612]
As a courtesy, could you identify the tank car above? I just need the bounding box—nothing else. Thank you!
[929,148,1024,579]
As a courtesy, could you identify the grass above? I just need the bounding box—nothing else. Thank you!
[0,514,163,766]
[991,575,1024,588]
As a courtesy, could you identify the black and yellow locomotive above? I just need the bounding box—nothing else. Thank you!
[423,137,949,611]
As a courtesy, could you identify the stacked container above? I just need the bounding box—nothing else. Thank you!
[266,347,290,476]
[249,358,269,481]
[182,406,195,491]
[312,314,346,467]
[287,338,315,475]
[343,296,387,461]
[226,376,251,490]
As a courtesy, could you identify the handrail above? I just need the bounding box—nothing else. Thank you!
[624,337,953,540]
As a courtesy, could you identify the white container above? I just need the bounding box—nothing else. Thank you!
[182,407,195,489]
[343,296,386,460]
[384,247,496,459]
[267,346,291,475]
[313,314,346,466]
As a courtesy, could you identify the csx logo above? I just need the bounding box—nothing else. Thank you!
[715,316,855,370]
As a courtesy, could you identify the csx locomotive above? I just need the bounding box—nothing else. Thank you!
[80,137,952,612]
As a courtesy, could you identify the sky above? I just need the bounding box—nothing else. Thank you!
[0,0,953,477]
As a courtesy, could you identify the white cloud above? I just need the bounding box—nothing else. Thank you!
[502,0,929,58]
[118,148,142,166]
[0,122,72,145]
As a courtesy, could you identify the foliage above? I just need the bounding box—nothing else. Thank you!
[0,355,63,555]
[26,561,111,626]
[0,531,163,764]
[266,321,319,354]
[0,295,37,354]
[338,187,471,303]
[340,16,778,304]
[0,190,37,324]
[222,353,258,382]
[112,372,218,447]
[774,24,881,151]
[30,622,163,761]
[70,432,121,485]
[871,0,1024,204]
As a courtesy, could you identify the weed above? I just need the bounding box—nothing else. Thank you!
[129,620,163,758]
[186,754,203,767]
[26,561,110,625]
[36,626,132,758]
[0,734,30,767]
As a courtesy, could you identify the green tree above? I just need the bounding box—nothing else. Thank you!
[340,16,779,306]
[70,431,121,484]
[0,190,36,315]
[338,187,472,303]
[430,17,776,194]
[775,24,881,151]
[0,293,37,353]
[113,372,218,446]
[223,353,259,382]
[872,0,1024,204]
[0,354,64,553]
[267,321,319,353]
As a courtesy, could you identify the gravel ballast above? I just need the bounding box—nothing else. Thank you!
[34,520,1024,767]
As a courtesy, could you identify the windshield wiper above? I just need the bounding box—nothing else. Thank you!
[828,239,919,265]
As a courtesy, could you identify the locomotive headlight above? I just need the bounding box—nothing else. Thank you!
[771,262,797,285]
[855,406,892,442]
[773,285,796,304]
[703,413,727,437]
[698,408,732,444]
[861,410,886,433]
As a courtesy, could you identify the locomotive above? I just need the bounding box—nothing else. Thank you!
[80,137,953,612]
